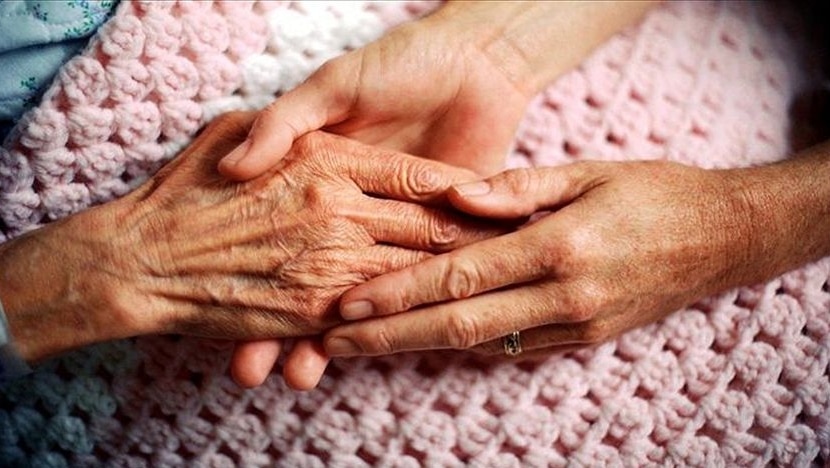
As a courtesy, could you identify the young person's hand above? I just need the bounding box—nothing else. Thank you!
[223,1,657,389]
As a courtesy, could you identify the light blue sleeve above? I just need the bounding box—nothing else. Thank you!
[0,0,118,140]
[0,296,31,383]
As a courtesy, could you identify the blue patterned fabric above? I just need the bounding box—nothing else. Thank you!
[0,0,117,141]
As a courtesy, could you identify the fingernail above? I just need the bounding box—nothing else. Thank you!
[341,300,374,320]
[326,337,360,356]
[454,181,491,197]
[221,139,252,168]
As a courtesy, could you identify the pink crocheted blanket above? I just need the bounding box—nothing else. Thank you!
[1,1,828,466]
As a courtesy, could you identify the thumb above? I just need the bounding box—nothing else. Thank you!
[218,70,353,181]
[448,163,600,218]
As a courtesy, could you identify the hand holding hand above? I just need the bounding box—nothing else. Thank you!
[222,7,537,387]
[324,161,774,356]
[0,112,500,367]
[223,1,659,387]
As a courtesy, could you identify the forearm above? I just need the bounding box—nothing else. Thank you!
[430,1,659,96]
[733,140,830,283]
[0,207,136,362]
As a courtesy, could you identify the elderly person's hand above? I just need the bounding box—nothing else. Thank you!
[224,1,656,388]
[0,111,500,369]
[324,153,830,357]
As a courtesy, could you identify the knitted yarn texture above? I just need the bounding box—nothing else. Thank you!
[1,1,828,466]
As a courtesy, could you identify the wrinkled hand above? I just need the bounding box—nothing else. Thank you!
[324,161,765,356]
[0,111,501,368]
[137,112,496,332]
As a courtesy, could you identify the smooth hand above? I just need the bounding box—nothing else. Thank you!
[219,0,658,178]
[325,161,778,356]
[0,112,498,372]
[217,8,533,180]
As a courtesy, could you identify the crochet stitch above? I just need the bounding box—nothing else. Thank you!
[1,1,829,466]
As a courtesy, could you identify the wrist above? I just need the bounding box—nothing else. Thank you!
[427,2,540,97]
[432,1,658,96]
[0,202,144,362]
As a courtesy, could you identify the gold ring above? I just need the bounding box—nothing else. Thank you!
[503,331,522,356]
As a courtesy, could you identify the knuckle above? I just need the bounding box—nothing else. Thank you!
[427,215,461,249]
[503,169,535,197]
[445,313,481,349]
[564,300,595,323]
[553,227,593,272]
[390,270,419,312]
[373,327,397,355]
[314,58,338,79]
[562,285,603,323]
[302,185,339,218]
[315,55,346,80]
[258,101,282,121]
[443,256,481,300]
[305,294,337,324]
[402,162,444,197]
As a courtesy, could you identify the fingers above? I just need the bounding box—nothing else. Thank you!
[218,65,355,181]
[352,198,507,253]
[230,339,282,388]
[328,246,433,280]
[230,339,330,391]
[342,141,478,204]
[326,282,585,356]
[338,223,554,320]
[282,339,330,391]
[336,165,596,320]
[448,164,602,218]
